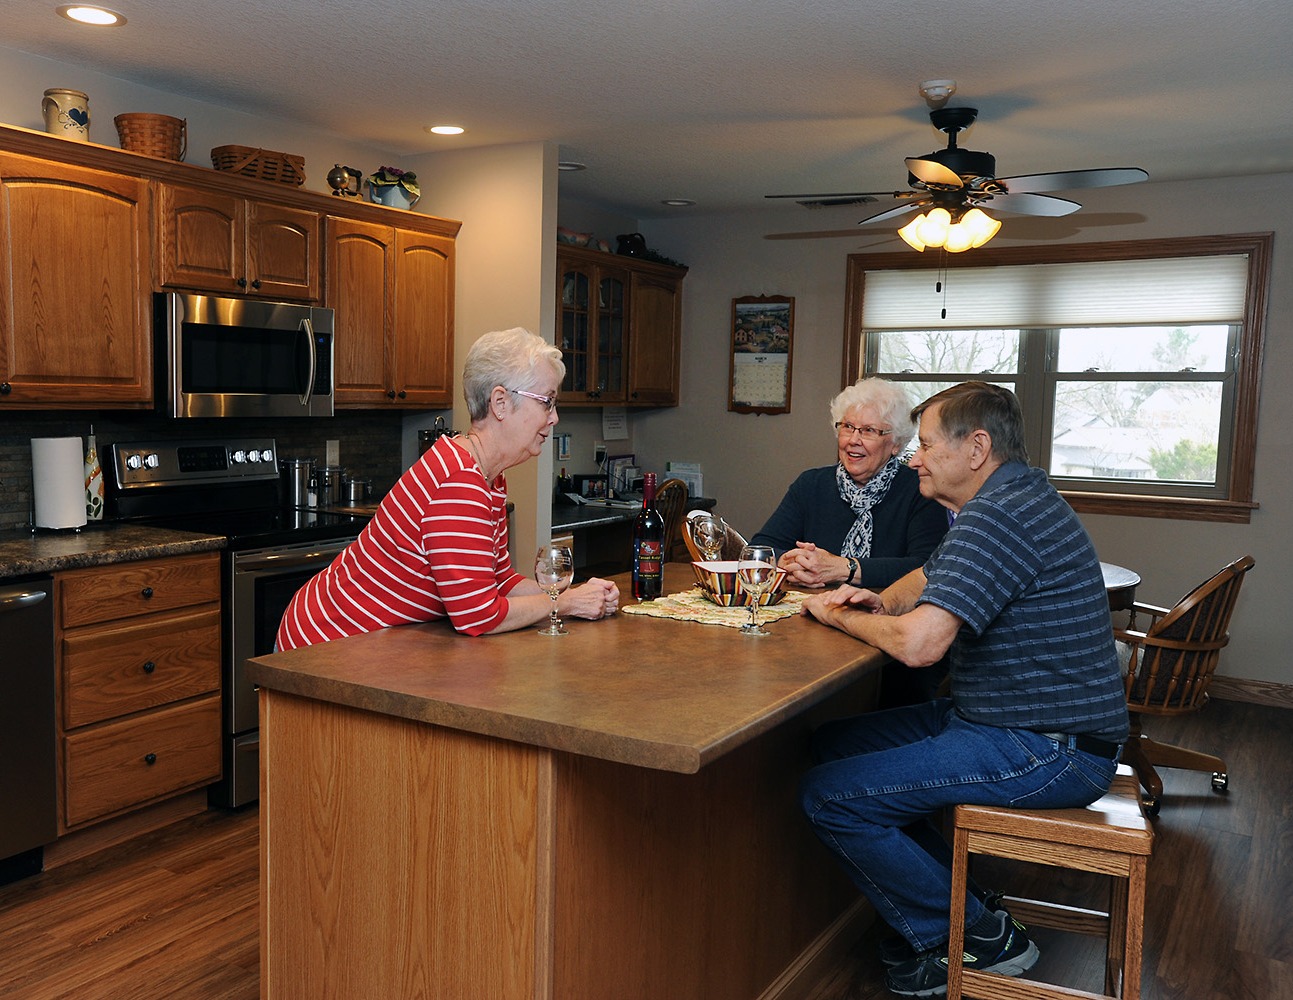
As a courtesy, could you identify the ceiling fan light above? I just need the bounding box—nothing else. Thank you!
[943,224,975,253]
[898,215,928,251]
[960,208,1002,248]
[915,207,951,247]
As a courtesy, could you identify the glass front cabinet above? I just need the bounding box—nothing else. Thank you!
[556,245,686,408]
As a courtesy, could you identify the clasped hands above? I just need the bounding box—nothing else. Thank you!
[776,541,850,588]
[562,577,620,619]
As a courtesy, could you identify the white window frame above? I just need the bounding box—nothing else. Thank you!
[842,234,1272,523]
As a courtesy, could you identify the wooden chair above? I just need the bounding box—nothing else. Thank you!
[681,510,749,562]
[1115,554,1254,816]
[653,477,689,563]
[947,765,1154,1000]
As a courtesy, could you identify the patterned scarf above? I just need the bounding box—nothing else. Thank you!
[837,456,901,559]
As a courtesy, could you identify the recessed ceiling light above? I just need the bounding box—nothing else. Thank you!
[56,4,126,26]
[424,125,465,135]
[557,161,587,172]
[661,198,696,207]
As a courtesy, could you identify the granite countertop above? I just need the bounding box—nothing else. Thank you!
[552,502,640,531]
[248,564,886,774]
[0,523,226,578]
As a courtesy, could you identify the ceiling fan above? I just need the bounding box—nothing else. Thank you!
[766,105,1148,251]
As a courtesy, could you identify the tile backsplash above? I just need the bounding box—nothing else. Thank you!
[0,411,405,532]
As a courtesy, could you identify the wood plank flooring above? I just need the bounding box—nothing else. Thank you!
[0,698,1288,999]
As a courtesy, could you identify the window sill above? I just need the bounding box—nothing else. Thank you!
[1062,490,1257,524]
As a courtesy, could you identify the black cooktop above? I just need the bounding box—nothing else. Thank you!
[129,506,372,549]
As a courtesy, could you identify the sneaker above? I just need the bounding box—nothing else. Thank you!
[883,909,1040,997]
[877,891,1012,968]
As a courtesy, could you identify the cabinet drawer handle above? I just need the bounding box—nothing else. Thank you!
[237,277,248,288]
[251,278,261,290]
[144,753,157,766]
[142,660,156,674]
[386,389,396,399]
[0,382,10,396]
[397,389,407,399]
[140,586,154,599]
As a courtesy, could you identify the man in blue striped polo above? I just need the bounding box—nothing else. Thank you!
[799,380,1129,998]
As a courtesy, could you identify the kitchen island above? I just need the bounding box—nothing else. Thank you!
[248,564,888,1000]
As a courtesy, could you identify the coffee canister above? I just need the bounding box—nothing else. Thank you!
[317,466,344,507]
[42,88,90,140]
[279,457,315,509]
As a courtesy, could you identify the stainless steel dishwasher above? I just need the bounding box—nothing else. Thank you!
[0,575,57,885]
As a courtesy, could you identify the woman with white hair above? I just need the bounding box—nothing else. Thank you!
[277,327,619,649]
[751,378,947,591]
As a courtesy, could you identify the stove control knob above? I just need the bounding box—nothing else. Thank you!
[259,449,274,463]
[143,453,160,469]
[246,451,261,463]
[231,450,247,464]
[126,453,143,470]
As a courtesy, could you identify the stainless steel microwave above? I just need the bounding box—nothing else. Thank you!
[158,291,335,418]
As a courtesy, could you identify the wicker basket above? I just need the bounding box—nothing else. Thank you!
[210,144,305,186]
[114,113,187,161]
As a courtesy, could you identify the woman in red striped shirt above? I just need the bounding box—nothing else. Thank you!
[276,328,620,649]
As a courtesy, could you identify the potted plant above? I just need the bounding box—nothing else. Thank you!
[366,165,421,209]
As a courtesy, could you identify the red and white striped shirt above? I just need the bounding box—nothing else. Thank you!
[276,435,524,649]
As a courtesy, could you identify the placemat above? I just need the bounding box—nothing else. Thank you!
[622,587,809,629]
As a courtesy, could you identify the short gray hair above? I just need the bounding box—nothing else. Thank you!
[462,327,565,421]
[829,378,916,450]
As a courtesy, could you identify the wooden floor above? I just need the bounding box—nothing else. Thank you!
[0,699,1289,999]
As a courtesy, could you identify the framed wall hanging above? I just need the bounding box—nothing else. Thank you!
[728,294,794,414]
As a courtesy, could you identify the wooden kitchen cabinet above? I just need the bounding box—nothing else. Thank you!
[158,182,321,301]
[0,150,153,409]
[328,215,456,408]
[556,245,686,408]
[56,552,222,832]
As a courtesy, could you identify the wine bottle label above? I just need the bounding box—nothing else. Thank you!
[636,539,662,575]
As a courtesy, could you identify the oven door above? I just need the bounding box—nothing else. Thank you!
[221,536,353,807]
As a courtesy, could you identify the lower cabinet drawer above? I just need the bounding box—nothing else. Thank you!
[63,694,222,828]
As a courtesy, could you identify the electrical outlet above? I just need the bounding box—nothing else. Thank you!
[594,443,607,465]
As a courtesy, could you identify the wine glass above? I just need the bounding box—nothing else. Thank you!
[692,514,726,561]
[736,544,777,636]
[535,545,574,635]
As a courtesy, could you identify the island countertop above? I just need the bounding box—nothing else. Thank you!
[0,523,226,578]
[247,563,887,774]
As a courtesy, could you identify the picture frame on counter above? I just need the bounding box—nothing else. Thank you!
[574,474,608,500]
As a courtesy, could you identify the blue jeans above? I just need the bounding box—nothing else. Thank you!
[799,697,1119,952]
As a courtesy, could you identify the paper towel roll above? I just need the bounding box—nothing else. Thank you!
[32,436,88,529]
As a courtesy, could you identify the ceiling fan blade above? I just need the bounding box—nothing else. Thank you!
[765,190,907,201]
[858,201,929,226]
[989,191,1082,217]
[996,167,1149,194]
[905,157,963,189]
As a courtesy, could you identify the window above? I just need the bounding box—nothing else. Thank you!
[843,235,1271,523]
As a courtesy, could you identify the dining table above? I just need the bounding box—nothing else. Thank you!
[247,563,888,1000]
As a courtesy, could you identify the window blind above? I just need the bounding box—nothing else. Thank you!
[861,254,1250,329]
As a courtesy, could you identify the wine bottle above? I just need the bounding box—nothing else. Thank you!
[631,472,664,600]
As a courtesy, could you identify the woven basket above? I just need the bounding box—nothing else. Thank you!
[210,144,306,186]
[114,113,187,161]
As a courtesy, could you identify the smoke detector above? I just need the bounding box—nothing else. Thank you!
[919,80,957,109]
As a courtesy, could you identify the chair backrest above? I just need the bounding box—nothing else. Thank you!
[653,477,689,562]
[682,510,749,563]
[1122,554,1254,714]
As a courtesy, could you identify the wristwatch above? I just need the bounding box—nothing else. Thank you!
[844,557,860,585]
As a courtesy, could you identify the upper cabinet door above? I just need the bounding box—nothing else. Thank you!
[158,183,320,301]
[391,228,455,407]
[627,270,683,406]
[0,152,152,408]
[328,217,395,406]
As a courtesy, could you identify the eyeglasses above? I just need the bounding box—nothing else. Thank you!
[510,388,559,412]
[835,421,892,439]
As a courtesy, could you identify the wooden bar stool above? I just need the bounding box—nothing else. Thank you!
[947,765,1154,1000]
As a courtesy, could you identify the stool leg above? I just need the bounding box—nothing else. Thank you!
[947,824,971,999]
[1107,875,1128,997]
[1120,857,1148,1000]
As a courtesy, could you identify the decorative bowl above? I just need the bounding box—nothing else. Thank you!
[691,560,788,607]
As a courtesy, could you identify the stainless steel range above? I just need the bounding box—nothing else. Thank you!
[107,438,371,807]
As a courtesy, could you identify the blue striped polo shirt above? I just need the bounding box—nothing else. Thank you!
[917,462,1129,741]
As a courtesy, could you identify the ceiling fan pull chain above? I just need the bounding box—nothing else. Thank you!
[939,251,949,319]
